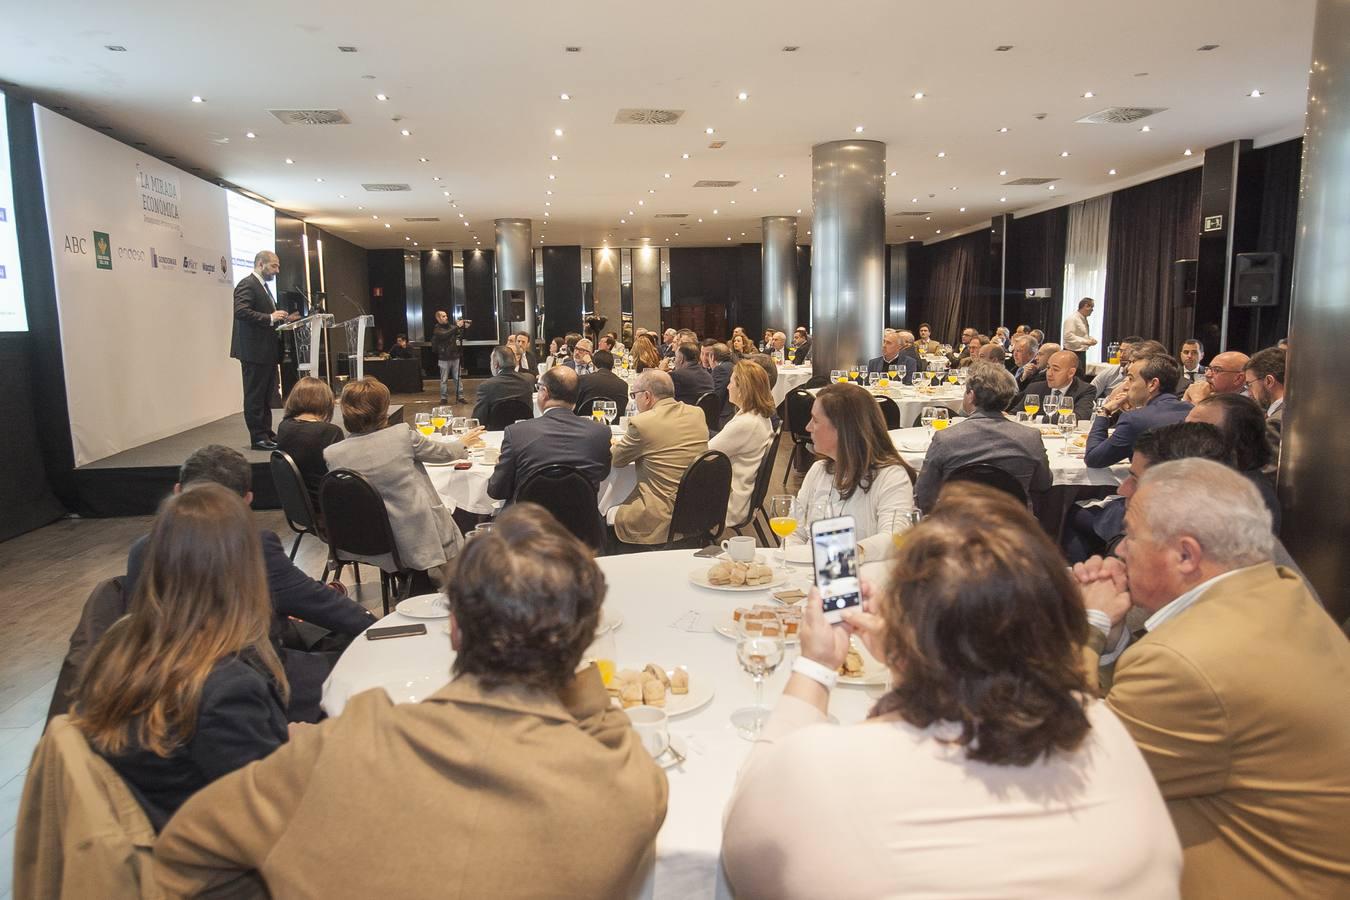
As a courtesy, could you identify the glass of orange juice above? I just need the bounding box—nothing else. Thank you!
[584,627,617,687]
[768,494,801,573]
[414,412,433,435]
[931,408,950,430]
[1023,394,1041,418]
[848,366,860,382]
[431,406,450,430]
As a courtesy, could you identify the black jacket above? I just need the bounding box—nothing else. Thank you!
[867,348,922,385]
[431,323,465,360]
[575,369,631,413]
[670,364,714,405]
[230,274,281,365]
[472,372,536,424]
[486,407,614,501]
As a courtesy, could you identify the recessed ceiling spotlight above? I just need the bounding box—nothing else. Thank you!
[548,173,556,180]
[560,92,571,100]
[705,127,715,134]
[950,186,958,191]
[315,177,324,183]
[729,200,736,205]
[1140,125,1151,132]
[376,93,388,101]
[998,126,1008,133]
[936,229,942,234]
[405,236,410,241]
[807,230,811,235]
[936,151,946,158]
[1060,151,1070,157]
[358,205,364,210]
[697,218,703,223]
[796,208,802,214]
[912,91,925,100]
[741,232,747,236]
[738,91,749,101]
[372,214,379,219]
[338,194,346,198]
[999,197,1007,202]
[665,238,670,242]
[1082,91,1095,98]
[384,223,391,228]
[1249,89,1264,98]
[959,207,966,212]
[400,128,411,136]
[925,216,931,221]
[554,128,564,137]
[418,157,429,163]
[433,175,442,181]
[443,190,450,196]
[545,202,551,206]
[245,131,256,139]
[910,234,916,239]
[619,218,627,224]
[713,209,719,214]
[1108,168,1117,175]
[550,154,559,161]
[1048,184,1056,190]
[1183,148,1193,156]
[546,190,553,195]
[751,187,759,192]
[911,197,918,203]
[999,169,1007,176]
[726,237,732,241]
[285,158,295,165]
[854,125,864,133]
[663,172,671,178]
[458,212,464,217]
[544,211,550,217]
[648,189,656,194]
[682,153,691,159]
[629,209,635,215]
[777,173,785,178]
[889,170,897,177]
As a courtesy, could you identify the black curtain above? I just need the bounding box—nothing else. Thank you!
[913,229,994,344]
[1006,207,1068,339]
[1103,168,1202,351]
[1253,138,1302,347]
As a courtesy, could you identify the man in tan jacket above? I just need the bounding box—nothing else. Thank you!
[153,505,668,899]
[610,369,710,545]
[1075,459,1350,899]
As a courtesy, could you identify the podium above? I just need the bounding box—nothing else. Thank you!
[335,315,375,382]
[278,314,335,394]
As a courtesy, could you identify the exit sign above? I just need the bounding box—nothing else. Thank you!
[1204,214,1224,232]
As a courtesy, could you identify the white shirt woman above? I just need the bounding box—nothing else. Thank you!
[708,360,776,528]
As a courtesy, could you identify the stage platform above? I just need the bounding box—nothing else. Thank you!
[73,405,405,517]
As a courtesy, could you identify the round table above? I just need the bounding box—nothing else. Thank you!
[322,549,884,900]
[808,383,968,428]
[771,365,813,406]
[887,422,1126,488]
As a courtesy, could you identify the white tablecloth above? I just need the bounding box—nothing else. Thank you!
[808,384,968,428]
[770,365,813,406]
[887,424,1126,487]
[322,550,886,900]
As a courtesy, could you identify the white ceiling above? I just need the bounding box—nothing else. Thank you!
[0,0,1316,251]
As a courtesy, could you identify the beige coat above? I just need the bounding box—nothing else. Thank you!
[152,667,668,899]
[611,397,710,544]
[1087,564,1350,898]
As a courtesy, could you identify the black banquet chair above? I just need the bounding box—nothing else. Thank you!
[782,387,816,486]
[270,450,328,562]
[318,468,415,615]
[943,463,1028,507]
[485,398,534,430]
[875,396,902,431]
[695,391,723,434]
[728,425,783,546]
[516,465,607,553]
[664,450,732,550]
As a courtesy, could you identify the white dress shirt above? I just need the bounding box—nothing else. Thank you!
[786,461,914,561]
[1063,312,1093,351]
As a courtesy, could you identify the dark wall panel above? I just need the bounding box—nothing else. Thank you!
[366,249,407,353]
[275,212,306,308]
[420,249,455,333]
[1006,207,1068,339]
[461,249,498,342]
[542,245,583,337]
[669,245,764,336]
[312,227,369,322]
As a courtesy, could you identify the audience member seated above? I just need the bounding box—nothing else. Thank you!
[787,383,916,560]
[575,348,629,414]
[275,377,343,508]
[747,352,779,391]
[325,378,480,582]
[669,341,714,405]
[152,505,669,897]
[1012,349,1097,421]
[709,361,777,529]
[768,331,789,359]
[609,370,710,546]
[791,326,812,363]
[955,333,984,367]
[730,332,755,358]
[661,327,678,358]
[977,342,1006,365]
[388,334,413,359]
[632,334,662,372]
[488,366,612,501]
[124,445,373,723]
[1179,338,1207,385]
[472,345,535,424]
[1008,333,1039,384]
[724,484,1182,899]
[1074,460,1350,898]
[1090,335,1141,396]
[512,331,538,373]
[913,322,941,356]
[1019,340,1059,389]
[71,484,290,831]
[1186,392,1281,529]
[866,329,920,383]
[916,361,1052,512]
[1182,349,1249,404]
[563,337,595,376]
[1085,352,1192,468]
[709,342,735,427]
[1243,346,1286,423]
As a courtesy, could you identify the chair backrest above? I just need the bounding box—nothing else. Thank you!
[516,465,606,552]
[695,391,722,432]
[875,396,902,430]
[270,450,321,537]
[47,577,128,724]
[667,450,733,547]
[784,387,815,441]
[319,469,405,568]
[944,463,1028,506]
[486,398,534,430]
[575,395,622,418]
[732,425,782,530]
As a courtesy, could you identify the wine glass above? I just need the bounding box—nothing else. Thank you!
[465,418,480,432]
[591,403,607,424]
[1057,394,1074,416]
[868,372,881,389]
[414,412,433,435]
[830,369,844,384]
[430,406,450,430]
[890,508,922,551]
[895,365,906,385]
[768,495,800,572]
[945,368,959,385]
[602,400,619,424]
[1023,394,1041,419]
[1057,412,1078,456]
[848,364,860,382]
[919,405,937,434]
[451,416,469,437]
[731,628,787,740]
[931,407,951,431]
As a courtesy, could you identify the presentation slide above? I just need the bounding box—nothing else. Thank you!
[36,105,239,466]
[228,190,276,286]
[0,93,28,332]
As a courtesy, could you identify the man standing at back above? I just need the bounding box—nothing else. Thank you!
[1085,352,1192,468]
[431,310,468,403]
[488,367,612,501]
[1062,297,1098,373]
[1075,460,1350,899]
[231,250,293,450]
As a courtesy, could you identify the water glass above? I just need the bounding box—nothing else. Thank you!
[465,418,480,431]
[451,416,469,437]
[602,400,619,424]
[1057,412,1078,455]
[919,406,937,433]
[731,629,787,740]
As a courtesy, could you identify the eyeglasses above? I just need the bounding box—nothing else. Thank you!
[1207,366,1242,375]
[628,389,649,399]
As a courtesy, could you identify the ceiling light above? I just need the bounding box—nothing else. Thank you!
[663,172,671,178]
[998,127,1008,133]
[959,207,966,212]
[777,173,785,178]
[458,213,464,217]
[629,209,635,215]
[1082,91,1095,98]
[554,128,565,137]
[433,175,442,181]
[544,211,550,217]
[807,230,811,235]
[418,157,429,163]
[560,92,571,100]
[936,151,946,158]
[315,177,324,183]
[1183,148,1193,156]
[936,229,942,234]
[705,127,715,134]
[1108,168,1117,175]
[443,190,450,196]
[546,190,553,195]
[796,208,802,214]
[1048,184,1056,190]
[190,95,204,103]
[372,214,379,219]
[106,45,127,51]
[925,216,931,220]
[245,131,256,139]
[1249,89,1263,98]
[545,202,551,206]
[338,194,345,198]
[912,91,924,100]
[405,236,410,241]
[910,234,916,239]
[729,200,735,204]
[889,171,897,177]
[376,93,388,101]
[713,209,719,215]
[911,197,918,203]
[697,218,703,223]
[738,91,749,101]
[620,218,627,223]
[999,197,1007,202]
[401,129,411,136]
[1060,151,1070,157]
[854,125,864,133]
[682,153,691,159]
[358,205,364,210]
[999,169,1007,176]
[384,223,391,228]
[638,200,645,206]
[950,186,958,191]
[726,237,732,241]
[1140,125,1151,132]
[665,238,670,242]
[548,173,556,180]
[648,189,656,194]
[285,158,294,165]
[741,232,747,236]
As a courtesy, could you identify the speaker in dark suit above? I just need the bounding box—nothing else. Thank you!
[231,253,287,449]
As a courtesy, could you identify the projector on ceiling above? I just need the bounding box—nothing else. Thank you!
[1024,288,1052,299]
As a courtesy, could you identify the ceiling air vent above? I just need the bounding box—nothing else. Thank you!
[1004,177,1057,185]
[708,140,726,149]
[655,213,689,218]
[362,183,412,192]
[613,108,685,125]
[404,216,440,222]
[268,109,352,126]
[893,211,932,217]
[1076,107,1167,125]
[693,180,740,188]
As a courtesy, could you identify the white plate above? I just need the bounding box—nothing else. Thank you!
[688,568,788,592]
[714,618,800,645]
[396,593,450,619]
[897,441,929,453]
[780,544,813,566]
[838,644,888,687]
[654,735,690,769]
[379,673,449,704]
[613,671,715,718]
[718,551,769,565]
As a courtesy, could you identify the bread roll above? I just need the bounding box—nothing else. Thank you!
[644,664,671,688]
[642,679,666,707]
[670,667,689,695]
[621,682,643,708]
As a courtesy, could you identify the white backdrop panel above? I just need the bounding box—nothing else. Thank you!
[36,107,240,466]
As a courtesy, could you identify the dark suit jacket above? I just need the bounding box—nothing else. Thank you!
[1013,376,1097,422]
[1085,392,1193,468]
[866,348,921,384]
[486,407,614,501]
[517,350,539,373]
[575,369,630,413]
[710,361,735,427]
[473,372,536,424]
[913,409,1053,512]
[670,364,714,405]
[230,274,281,365]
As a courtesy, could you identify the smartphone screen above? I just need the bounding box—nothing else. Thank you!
[810,515,861,621]
[365,623,428,641]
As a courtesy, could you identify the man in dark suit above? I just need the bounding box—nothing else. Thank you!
[1085,352,1193,468]
[669,341,713,405]
[231,250,293,450]
[472,345,535,424]
[1012,349,1098,422]
[575,349,630,414]
[512,332,539,375]
[709,342,736,428]
[866,329,921,384]
[488,367,612,501]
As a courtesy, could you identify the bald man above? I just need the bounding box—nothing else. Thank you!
[1183,350,1249,405]
[231,250,295,450]
[1011,350,1098,421]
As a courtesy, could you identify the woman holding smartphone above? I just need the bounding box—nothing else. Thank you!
[788,383,916,560]
[722,483,1182,898]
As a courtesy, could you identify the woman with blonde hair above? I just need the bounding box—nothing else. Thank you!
[730,333,755,359]
[710,360,778,528]
[632,334,662,372]
[70,484,289,830]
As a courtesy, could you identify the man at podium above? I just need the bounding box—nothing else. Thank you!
[231,250,295,450]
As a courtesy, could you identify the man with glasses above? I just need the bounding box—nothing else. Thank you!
[564,338,597,376]
[1183,350,1250,405]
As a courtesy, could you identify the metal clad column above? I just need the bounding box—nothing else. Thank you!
[494,219,535,343]
[811,140,886,374]
[762,216,798,338]
[1279,1,1350,622]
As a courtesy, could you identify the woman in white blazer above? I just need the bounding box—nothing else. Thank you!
[709,360,777,528]
[787,383,917,561]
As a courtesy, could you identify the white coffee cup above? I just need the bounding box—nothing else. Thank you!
[721,535,756,562]
[625,705,670,758]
